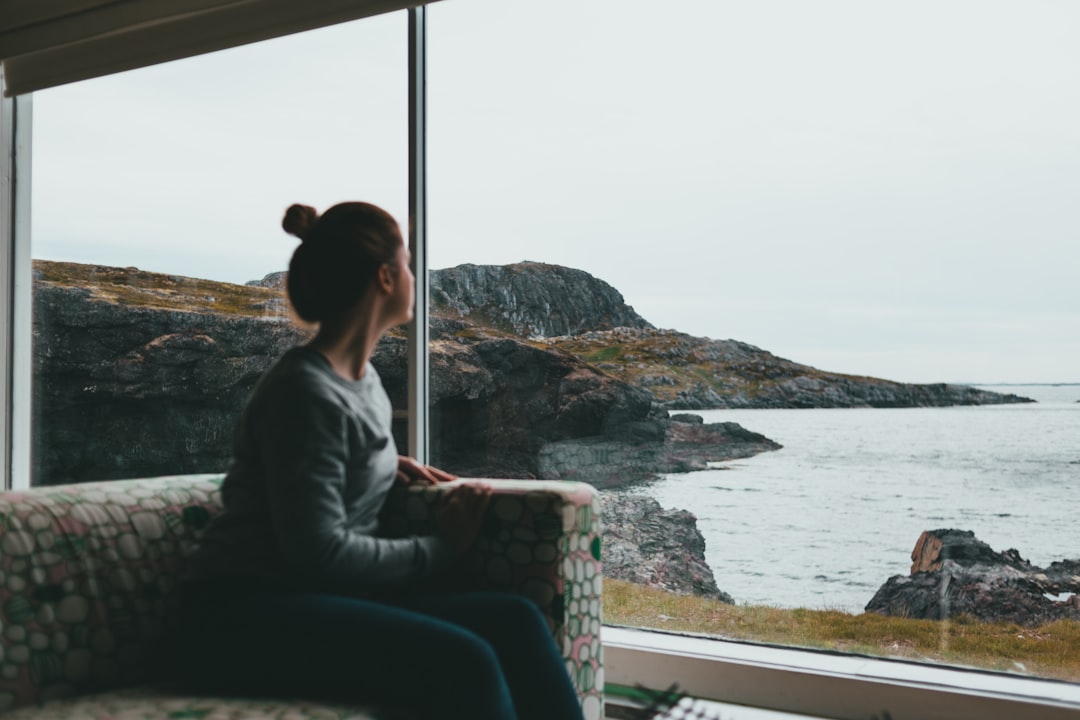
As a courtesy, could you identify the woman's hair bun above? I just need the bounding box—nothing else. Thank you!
[282,204,318,241]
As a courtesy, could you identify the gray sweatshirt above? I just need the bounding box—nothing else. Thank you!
[188,346,452,592]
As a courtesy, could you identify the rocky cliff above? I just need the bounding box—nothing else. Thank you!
[32,263,308,484]
[600,493,733,602]
[32,262,776,492]
[430,262,652,338]
[865,529,1080,626]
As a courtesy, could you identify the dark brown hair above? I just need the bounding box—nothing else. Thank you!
[282,202,403,323]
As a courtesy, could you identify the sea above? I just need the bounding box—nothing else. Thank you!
[643,384,1080,614]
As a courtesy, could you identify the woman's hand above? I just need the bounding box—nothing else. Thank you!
[396,456,458,486]
[436,483,492,556]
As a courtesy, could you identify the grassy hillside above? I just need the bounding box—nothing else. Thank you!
[34,260,287,318]
[543,327,882,405]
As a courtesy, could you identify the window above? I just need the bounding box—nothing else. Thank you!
[4,1,1079,717]
[426,0,1080,690]
[28,12,408,485]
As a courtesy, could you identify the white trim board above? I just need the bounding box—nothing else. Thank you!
[603,626,1080,720]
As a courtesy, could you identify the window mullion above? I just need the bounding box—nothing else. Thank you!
[406,5,429,464]
[0,72,31,492]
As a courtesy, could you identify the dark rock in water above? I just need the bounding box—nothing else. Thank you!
[669,413,704,424]
[908,528,1022,572]
[865,529,1080,626]
[537,418,779,489]
[601,493,733,602]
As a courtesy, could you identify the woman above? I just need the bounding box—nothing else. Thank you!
[177,202,584,720]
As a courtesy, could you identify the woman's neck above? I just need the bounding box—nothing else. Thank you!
[307,312,384,382]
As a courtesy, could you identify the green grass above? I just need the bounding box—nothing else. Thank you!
[585,346,624,363]
[603,578,1080,682]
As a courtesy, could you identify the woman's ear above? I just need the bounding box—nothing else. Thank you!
[376,263,395,295]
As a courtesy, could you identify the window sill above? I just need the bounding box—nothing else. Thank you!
[602,625,1080,720]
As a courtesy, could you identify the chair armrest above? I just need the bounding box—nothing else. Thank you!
[379,479,603,719]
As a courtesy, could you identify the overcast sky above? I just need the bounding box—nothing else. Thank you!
[30,0,1080,384]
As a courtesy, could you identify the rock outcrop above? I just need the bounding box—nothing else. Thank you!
[32,263,308,484]
[865,529,1080,626]
[600,493,732,602]
[538,416,778,488]
[430,262,653,338]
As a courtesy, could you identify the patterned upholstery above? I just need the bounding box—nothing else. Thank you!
[1,687,386,720]
[0,475,603,720]
[382,478,604,717]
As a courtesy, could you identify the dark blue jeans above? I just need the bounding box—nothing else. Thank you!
[176,580,585,720]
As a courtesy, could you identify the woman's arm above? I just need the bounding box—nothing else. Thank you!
[257,384,454,591]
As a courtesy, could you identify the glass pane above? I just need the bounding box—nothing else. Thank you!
[428,0,1080,683]
[31,13,407,485]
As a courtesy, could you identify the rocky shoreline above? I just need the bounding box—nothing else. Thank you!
[544,327,1036,410]
[866,530,1080,626]
[600,493,732,602]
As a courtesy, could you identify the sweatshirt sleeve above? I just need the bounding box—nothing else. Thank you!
[255,380,454,591]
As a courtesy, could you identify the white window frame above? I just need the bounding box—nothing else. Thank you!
[602,627,1080,719]
[3,11,1079,720]
[0,67,31,493]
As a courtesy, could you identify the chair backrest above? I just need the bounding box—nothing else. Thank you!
[0,475,225,712]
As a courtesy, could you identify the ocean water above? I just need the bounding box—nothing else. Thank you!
[644,384,1080,613]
